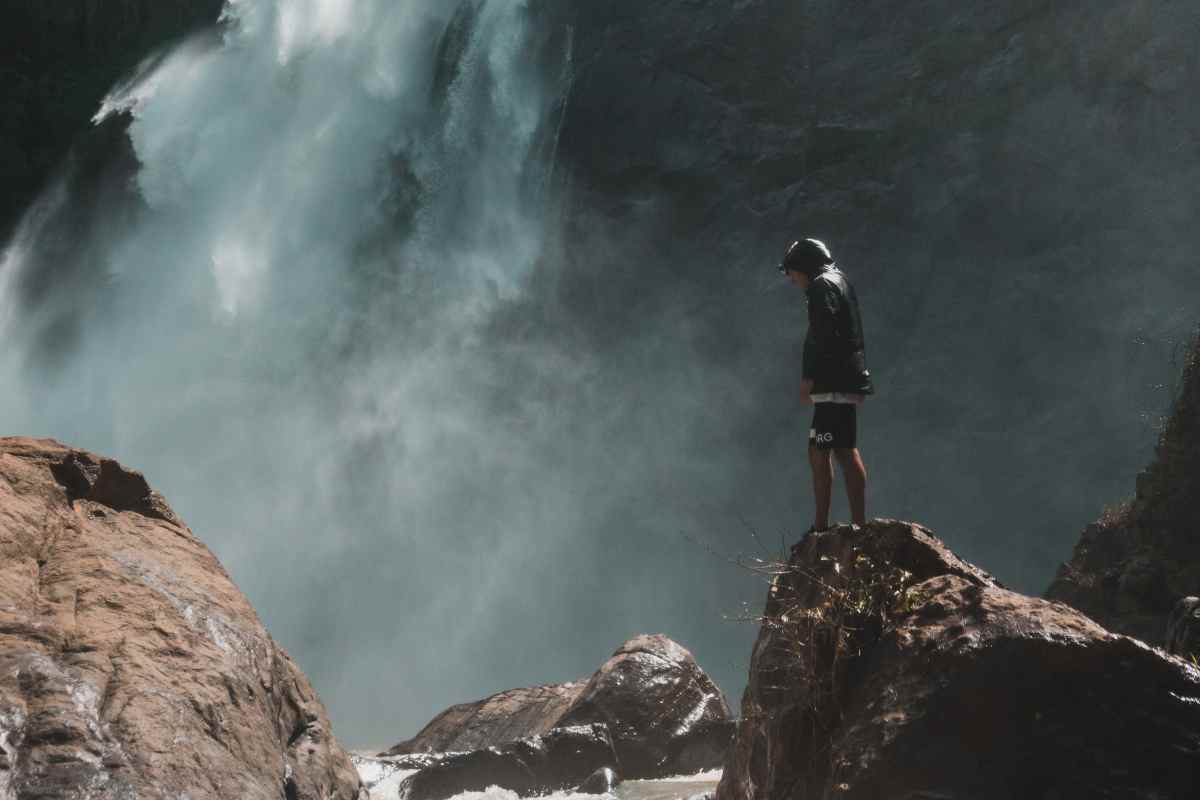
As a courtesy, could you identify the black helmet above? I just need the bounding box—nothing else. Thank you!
[778,238,834,276]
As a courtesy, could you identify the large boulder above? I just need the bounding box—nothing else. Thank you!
[718,519,1200,800]
[558,635,732,777]
[383,681,587,756]
[0,437,364,799]
[397,724,617,800]
[1048,334,1200,645]
[383,633,732,778]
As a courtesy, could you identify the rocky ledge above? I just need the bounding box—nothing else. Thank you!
[0,437,364,799]
[395,724,618,800]
[718,519,1200,800]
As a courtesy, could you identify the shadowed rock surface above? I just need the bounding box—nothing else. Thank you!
[718,519,1200,800]
[397,724,617,800]
[0,437,364,799]
[1048,334,1200,644]
[384,634,732,778]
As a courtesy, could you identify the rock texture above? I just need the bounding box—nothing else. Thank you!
[557,635,732,777]
[384,634,732,778]
[718,519,1200,800]
[0,437,364,799]
[397,724,617,800]
[383,681,587,756]
[1048,334,1200,644]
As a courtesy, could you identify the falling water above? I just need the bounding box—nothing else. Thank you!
[0,0,592,745]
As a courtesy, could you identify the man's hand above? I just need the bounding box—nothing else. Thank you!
[800,379,814,405]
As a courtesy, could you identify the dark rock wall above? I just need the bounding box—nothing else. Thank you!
[1048,332,1200,644]
[542,0,1200,588]
[0,0,226,237]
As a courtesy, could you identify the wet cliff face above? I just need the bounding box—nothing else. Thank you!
[545,0,1200,585]
[0,0,225,237]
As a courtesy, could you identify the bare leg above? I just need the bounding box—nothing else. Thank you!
[809,445,834,530]
[834,447,868,525]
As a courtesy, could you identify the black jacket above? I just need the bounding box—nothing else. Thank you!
[802,267,874,395]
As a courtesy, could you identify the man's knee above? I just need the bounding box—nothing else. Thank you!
[835,448,867,477]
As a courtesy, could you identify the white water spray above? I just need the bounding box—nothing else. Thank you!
[0,0,584,744]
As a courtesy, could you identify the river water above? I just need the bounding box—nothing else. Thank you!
[354,757,720,800]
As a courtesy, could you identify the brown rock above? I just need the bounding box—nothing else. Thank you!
[0,437,364,799]
[383,681,588,756]
[383,634,732,778]
[718,519,1200,800]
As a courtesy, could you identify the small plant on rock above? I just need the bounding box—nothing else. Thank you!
[731,533,918,790]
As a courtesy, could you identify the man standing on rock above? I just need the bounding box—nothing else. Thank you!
[779,238,874,533]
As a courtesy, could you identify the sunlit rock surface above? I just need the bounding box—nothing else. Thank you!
[719,520,1200,800]
[384,634,733,781]
[0,437,364,799]
[385,682,589,756]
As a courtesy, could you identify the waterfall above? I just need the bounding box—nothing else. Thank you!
[0,0,584,744]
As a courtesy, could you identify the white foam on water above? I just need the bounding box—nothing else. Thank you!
[350,757,721,800]
[353,754,420,799]
[629,770,722,784]
[616,770,721,800]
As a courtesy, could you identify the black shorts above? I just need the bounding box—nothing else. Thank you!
[810,402,858,450]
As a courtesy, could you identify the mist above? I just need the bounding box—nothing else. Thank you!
[0,0,769,749]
